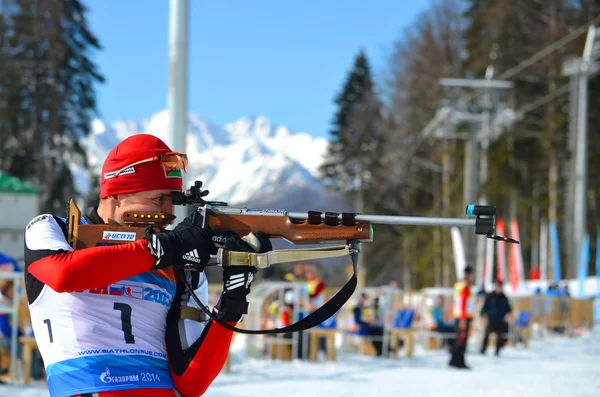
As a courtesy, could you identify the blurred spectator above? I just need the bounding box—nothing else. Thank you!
[426,296,456,349]
[353,293,384,356]
[480,279,512,356]
[546,283,561,296]
[371,297,384,327]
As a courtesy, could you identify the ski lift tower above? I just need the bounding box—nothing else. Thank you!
[167,0,190,224]
[422,66,514,286]
[562,25,600,279]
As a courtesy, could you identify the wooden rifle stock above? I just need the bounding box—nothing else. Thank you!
[208,214,373,244]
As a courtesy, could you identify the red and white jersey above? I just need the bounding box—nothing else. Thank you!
[24,210,230,397]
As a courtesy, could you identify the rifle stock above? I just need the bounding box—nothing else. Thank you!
[208,214,373,244]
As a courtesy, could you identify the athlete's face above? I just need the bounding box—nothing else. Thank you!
[113,189,175,226]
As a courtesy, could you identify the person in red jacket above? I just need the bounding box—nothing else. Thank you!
[23,134,271,397]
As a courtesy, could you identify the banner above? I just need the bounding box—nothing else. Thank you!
[577,234,590,298]
[549,222,561,283]
[509,220,524,291]
[540,219,548,283]
[450,227,466,282]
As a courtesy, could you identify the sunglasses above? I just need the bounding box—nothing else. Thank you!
[104,152,188,179]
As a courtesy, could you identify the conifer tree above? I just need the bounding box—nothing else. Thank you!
[319,50,385,213]
[0,0,104,213]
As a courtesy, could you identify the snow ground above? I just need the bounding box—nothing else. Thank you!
[2,329,599,397]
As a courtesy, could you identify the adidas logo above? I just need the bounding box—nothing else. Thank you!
[182,249,202,263]
[212,235,229,244]
[226,273,246,291]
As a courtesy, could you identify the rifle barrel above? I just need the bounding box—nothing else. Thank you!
[286,213,476,228]
[207,207,477,228]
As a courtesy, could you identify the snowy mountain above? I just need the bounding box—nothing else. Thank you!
[82,110,349,212]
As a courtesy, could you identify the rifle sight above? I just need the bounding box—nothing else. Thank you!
[172,180,228,207]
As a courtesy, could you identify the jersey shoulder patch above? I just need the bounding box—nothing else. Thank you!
[25,214,72,252]
[26,214,52,230]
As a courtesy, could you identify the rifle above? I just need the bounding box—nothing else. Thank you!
[66,180,519,335]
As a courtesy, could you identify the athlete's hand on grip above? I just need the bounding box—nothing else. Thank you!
[146,225,217,270]
[225,231,272,254]
[213,231,272,322]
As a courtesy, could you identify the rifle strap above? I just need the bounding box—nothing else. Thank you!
[177,242,361,335]
[177,268,357,336]
[218,245,350,269]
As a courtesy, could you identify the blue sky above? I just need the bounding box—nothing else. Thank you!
[86,0,431,138]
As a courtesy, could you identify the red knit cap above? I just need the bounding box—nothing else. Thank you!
[99,134,184,198]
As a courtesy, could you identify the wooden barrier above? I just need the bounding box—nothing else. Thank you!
[569,298,595,330]
[308,329,336,361]
[543,298,570,331]
[389,328,414,358]
[512,297,533,313]
[359,338,378,355]
[269,342,292,360]
[583,299,594,328]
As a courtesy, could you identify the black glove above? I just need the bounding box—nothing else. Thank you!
[214,231,272,322]
[146,211,217,270]
[226,231,272,254]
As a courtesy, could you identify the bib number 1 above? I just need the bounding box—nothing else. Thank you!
[42,302,136,344]
[114,302,135,344]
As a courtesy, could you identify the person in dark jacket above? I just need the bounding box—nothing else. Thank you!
[480,279,512,356]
